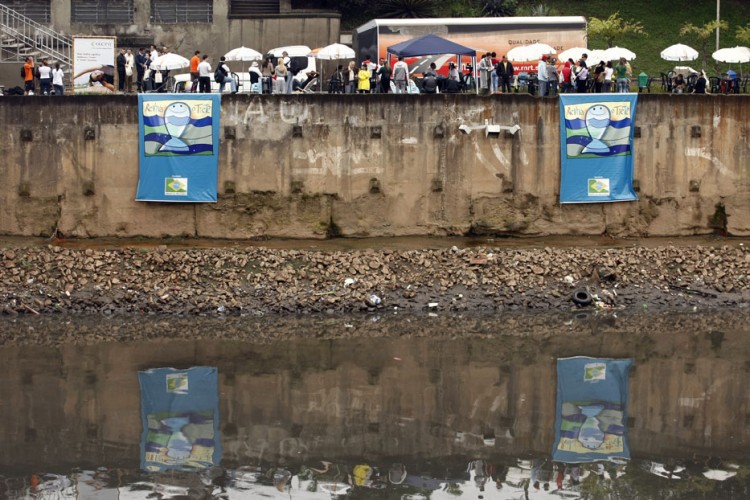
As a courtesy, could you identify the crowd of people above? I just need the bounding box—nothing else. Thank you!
[13,46,739,97]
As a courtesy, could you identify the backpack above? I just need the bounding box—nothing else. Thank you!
[214,66,225,83]
[20,65,26,79]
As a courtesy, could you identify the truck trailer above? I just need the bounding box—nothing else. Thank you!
[354,16,587,76]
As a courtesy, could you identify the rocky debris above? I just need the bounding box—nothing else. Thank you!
[0,243,749,317]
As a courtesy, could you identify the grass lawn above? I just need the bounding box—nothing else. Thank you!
[543,0,750,79]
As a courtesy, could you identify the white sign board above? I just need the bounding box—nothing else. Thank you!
[73,36,117,94]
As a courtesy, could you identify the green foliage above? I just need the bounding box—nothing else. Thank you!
[377,0,439,18]
[680,19,730,70]
[736,22,750,45]
[518,3,559,17]
[481,0,518,17]
[588,11,647,48]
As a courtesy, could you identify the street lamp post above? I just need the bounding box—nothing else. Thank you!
[716,0,721,51]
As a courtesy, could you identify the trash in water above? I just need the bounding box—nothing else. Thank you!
[217,305,226,313]
[365,294,382,307]
[428,302,439,308]
[563,275,575,285]
[344,278,356,287]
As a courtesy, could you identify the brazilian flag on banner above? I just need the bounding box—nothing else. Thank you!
[136,94,220,202]
[559,94,638,203]
[552,357,633,463]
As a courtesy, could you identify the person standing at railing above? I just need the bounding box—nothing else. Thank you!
[23,56,35,95]
[52,63,64,96]
[125,49,135,93]
[136,48,147,92]
[116,48,126,93]
[38,58,52,96]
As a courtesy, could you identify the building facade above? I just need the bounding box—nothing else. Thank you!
[2,0,340,57]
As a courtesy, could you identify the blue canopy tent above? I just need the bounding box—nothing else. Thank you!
[386,34,478,92]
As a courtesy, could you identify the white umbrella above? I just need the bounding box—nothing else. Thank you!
[661,43,699,62]
[506,43,556,62]
[586,49,609,63]
[313,43,355,60]
[558,47,588,62]
[712,46,750,64]
[224,46,262,61]
[150,53,190,71]
[604,46,636,61]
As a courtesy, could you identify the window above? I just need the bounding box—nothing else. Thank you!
[71,0,134,24]
[152,0,213,23]
[4,0,51,23]
[229,0,280,17]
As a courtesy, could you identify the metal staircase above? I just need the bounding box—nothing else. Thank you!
[0,2,71,67]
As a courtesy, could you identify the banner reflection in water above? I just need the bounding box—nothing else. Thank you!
[553,357,633,463]
[138,367,221,472]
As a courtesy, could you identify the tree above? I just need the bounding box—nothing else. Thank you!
[588,11,647,48]
[737,23,750,46]
[680,20,730,70]
[481,0,517,17]
[377,0,439,18]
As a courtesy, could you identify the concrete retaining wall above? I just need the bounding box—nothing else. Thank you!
[0,94,748,239]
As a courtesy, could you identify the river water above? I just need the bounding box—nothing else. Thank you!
[1,309,749,498]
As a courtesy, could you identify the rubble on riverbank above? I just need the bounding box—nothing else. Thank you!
[1,242,749,316]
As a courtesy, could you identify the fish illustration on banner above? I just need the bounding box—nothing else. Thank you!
[559,94,638,203]
[138,367,221,472]
[136,94,220,202]
[552,357,633,463]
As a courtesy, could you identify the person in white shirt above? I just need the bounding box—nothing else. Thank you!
[51,62,64,96]
[392,56,409,94]
[38,58,53,95]
[197,55,211,93]
[537,54,548,97]
[217,56,238,94]
[604,62,614,92]
[150,45,159,64]
[125,49,135,93]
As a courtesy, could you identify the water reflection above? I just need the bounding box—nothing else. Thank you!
[4,458,749,499]
[1,310,750,498]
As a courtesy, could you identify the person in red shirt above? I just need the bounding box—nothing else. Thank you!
[23,56,35,95]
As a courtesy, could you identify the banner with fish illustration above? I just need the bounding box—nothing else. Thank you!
[559,94,638,203]
[138,367,221,472]
[136,94,220,202]
[552,357,633,463]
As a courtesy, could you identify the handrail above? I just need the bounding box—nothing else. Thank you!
[0,2,71,65]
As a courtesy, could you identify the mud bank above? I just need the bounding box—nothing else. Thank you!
[1,240,749,316]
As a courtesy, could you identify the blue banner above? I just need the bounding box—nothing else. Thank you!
[136,94,220,202]
[559,94,638,203]
[552,357,633,463]
[138,367,221,472]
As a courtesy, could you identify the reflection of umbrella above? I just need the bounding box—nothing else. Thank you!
[224,46,262,61]
[712,46,750,63]
[313,43,355,60]
[150,53,190,71]
[703,469,737,481]
[558,47,588,62]
[604,46,636,61]
[661,43,699,62]
[506,43,556,62]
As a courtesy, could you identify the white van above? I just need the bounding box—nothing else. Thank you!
[266,45,317,85]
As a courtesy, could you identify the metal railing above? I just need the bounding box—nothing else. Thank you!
[0,2,71,65]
